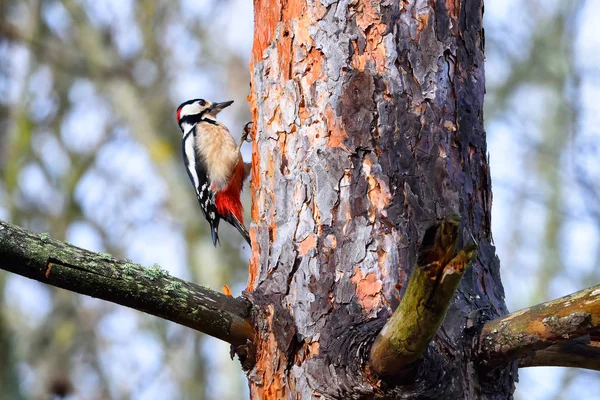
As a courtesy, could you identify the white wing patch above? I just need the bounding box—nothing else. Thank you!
[183,128,200,196]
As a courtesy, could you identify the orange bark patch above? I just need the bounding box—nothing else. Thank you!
[250,140,261,223]
[306,341,320,358]
[351,268,383,313]
[247,227,259,291]
[530,320,549,337]
[304,48,325,87]
[282,0,306,22]
[277,21,294,80]
[298,98,310,123]
[352,0,388,73]
[266,148,276,179]
[249,305,290,399]
[252,0,282,62]
[325,104,348,149]
[363,158,391,222]
[416,10,429,37]
[355,0,380,31]
[293,12,311,46]
[446,0,460,19]
[45,263,53,278]
[298,233,317,256]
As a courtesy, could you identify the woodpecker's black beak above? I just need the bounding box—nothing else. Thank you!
[210,100,234,114]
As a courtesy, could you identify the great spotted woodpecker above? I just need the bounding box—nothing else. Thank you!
[176,98,251,246]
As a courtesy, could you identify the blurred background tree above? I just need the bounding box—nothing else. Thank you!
[486,0,600,398]
[0,0,598,399]
[0,0,253,398]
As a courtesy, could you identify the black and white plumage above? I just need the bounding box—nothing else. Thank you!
[176,98,251,246]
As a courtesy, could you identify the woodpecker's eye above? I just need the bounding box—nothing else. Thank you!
[198,99,206,106]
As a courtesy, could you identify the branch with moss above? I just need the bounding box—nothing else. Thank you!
[0,219,254,348]
[369,214,477,378]
[478,284,600,371]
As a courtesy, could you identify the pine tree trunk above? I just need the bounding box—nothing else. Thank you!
[246,1,515,398]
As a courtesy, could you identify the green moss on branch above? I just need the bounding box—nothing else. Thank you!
[0,219,254,347]
[369,214,476,378]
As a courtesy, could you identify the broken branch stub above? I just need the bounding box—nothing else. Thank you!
[369,214,476,378]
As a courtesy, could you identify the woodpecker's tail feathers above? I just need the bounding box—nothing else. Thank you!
[225,213,251,246]
[238,224,251,246]
[210,220,221,247]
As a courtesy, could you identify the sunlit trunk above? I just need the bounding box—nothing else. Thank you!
[246,0,514,398]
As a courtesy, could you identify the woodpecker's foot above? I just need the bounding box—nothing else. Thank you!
[241,121,254,143]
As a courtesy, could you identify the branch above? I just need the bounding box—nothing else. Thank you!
[478,284,600,370]
[518,335,600,371]
[0,219,254,347]
[369,214,476,377]
[0,22,130,79]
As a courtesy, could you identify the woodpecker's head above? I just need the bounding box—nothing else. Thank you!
[176,98,233,132]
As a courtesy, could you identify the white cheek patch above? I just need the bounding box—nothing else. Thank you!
[181,103,203,117]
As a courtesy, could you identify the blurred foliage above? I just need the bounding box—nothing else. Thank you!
[0,0,252,398]
[485,0,600,398]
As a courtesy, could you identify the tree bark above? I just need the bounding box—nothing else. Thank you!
[478,284,600,370]
[518,335,600,370]
[247,0,514,398]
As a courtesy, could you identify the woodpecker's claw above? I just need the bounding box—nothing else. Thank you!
[241,121,254,143]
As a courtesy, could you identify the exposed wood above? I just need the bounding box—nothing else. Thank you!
[0,220,255,349]
[478,284,600,370]
[518,336,600,371]
[369,215,476,378]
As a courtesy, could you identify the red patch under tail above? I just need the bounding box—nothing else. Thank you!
[215,159,245,223]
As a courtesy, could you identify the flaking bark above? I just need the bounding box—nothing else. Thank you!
[247,0,514,398]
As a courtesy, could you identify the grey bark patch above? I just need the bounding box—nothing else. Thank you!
[281,81,299,128]
[295,203,315,243]
[311,153,344,227]
[339,217,372,268]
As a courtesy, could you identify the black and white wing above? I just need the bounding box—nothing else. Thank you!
[182,128,222,245]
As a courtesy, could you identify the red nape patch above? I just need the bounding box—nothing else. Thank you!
[176,107,182,123]
[215,159,245,222]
